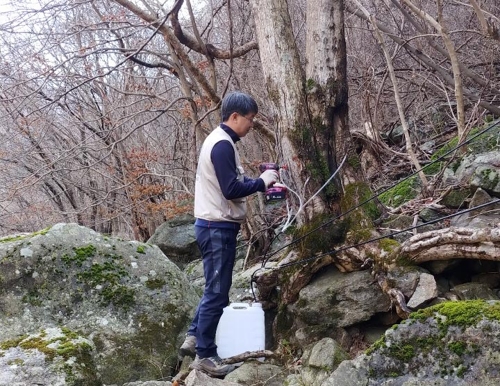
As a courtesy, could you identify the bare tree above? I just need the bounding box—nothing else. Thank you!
[0,0,276,241]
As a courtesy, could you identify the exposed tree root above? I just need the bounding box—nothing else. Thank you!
[255,226,500,324]
[400,227,500,263]
[376,271,411,319]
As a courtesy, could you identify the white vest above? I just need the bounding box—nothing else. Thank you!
[194,127,247,223]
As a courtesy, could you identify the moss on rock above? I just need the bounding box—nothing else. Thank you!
[379,121,500,208]
[0,327,100,386]
[410,299,500,328]
[365,300,500,381]
[292,213,347,260]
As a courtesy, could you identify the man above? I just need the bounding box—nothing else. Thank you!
[179,91,278,377]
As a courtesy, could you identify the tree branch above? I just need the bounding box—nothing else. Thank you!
[169,0,258,59]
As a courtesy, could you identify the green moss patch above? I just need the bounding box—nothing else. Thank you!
[1,328,100,385]
[0,227,50,244]
[61,245,135,309]
[292,214,347,260]
[379,176,419,208]
[145,278,166,290]
[410,299,500,328]
[136,245,147,254]
[366,300,500,380]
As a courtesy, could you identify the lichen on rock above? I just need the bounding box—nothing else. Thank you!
[0,223,200,384]
[326,300,500,385]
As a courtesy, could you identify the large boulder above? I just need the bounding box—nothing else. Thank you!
[0,223,200,385]
[324,300,500,385]
[147,214,200,268]
[288,266,391,328]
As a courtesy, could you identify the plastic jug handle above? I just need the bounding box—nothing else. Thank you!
[230,303,249,310]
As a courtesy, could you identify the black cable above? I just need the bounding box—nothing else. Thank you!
[276,198,500,270]
[250,120,500,301]
[251,198,499,300]
[260,119,500,267]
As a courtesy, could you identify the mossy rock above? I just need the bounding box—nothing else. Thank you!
[362,300,500,382]
[0,223,200,384]
[440,187,473,208]
[378,176,420,208]
[0,327,101,386]
[292,214,347,260]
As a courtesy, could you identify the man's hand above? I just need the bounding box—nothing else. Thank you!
[259,170,278,188]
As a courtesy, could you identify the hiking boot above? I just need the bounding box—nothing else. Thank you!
[179,335,196,358]
[189,355,235,378]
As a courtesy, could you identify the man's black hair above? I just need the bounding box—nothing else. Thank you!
[221,91,258,122]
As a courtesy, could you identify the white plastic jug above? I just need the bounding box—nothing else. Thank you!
[215,302,265,359]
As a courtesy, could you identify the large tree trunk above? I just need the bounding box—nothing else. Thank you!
[252,0,361,224]
[305,0,352,186]
[251,0,385,308]
[251,0,311,221]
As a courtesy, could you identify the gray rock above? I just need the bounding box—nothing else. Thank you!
[439,187,472,208]
[284,374,305,386]
[0,327,99,386]
[451,188,500,228]
[469,187,499,209]
[386,266,421,299]
[322,357,369,386]
[185,369,240,385]
[123,382,172,386]
[147,214,200,268]
[288,266,391,328]
[305,337,348,370]
[418,207,446,223]
[451,282,499,300]
[224,362,286,386]
[293,325,352,352]
[0,223,200,384]
[407,273,438,309]
[297,337,349,386]
[443,151,500,195]
[324,300,500,385]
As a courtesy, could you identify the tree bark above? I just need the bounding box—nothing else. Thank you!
[400,227,500,263]
[251,0,357,224]
[251,0,311,222]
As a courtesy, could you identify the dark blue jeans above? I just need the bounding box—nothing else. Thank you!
[187,225,238,358]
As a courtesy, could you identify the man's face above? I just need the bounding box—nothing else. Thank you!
[229,112,256,138]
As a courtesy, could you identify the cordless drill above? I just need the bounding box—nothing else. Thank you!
[259,163,287,202]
